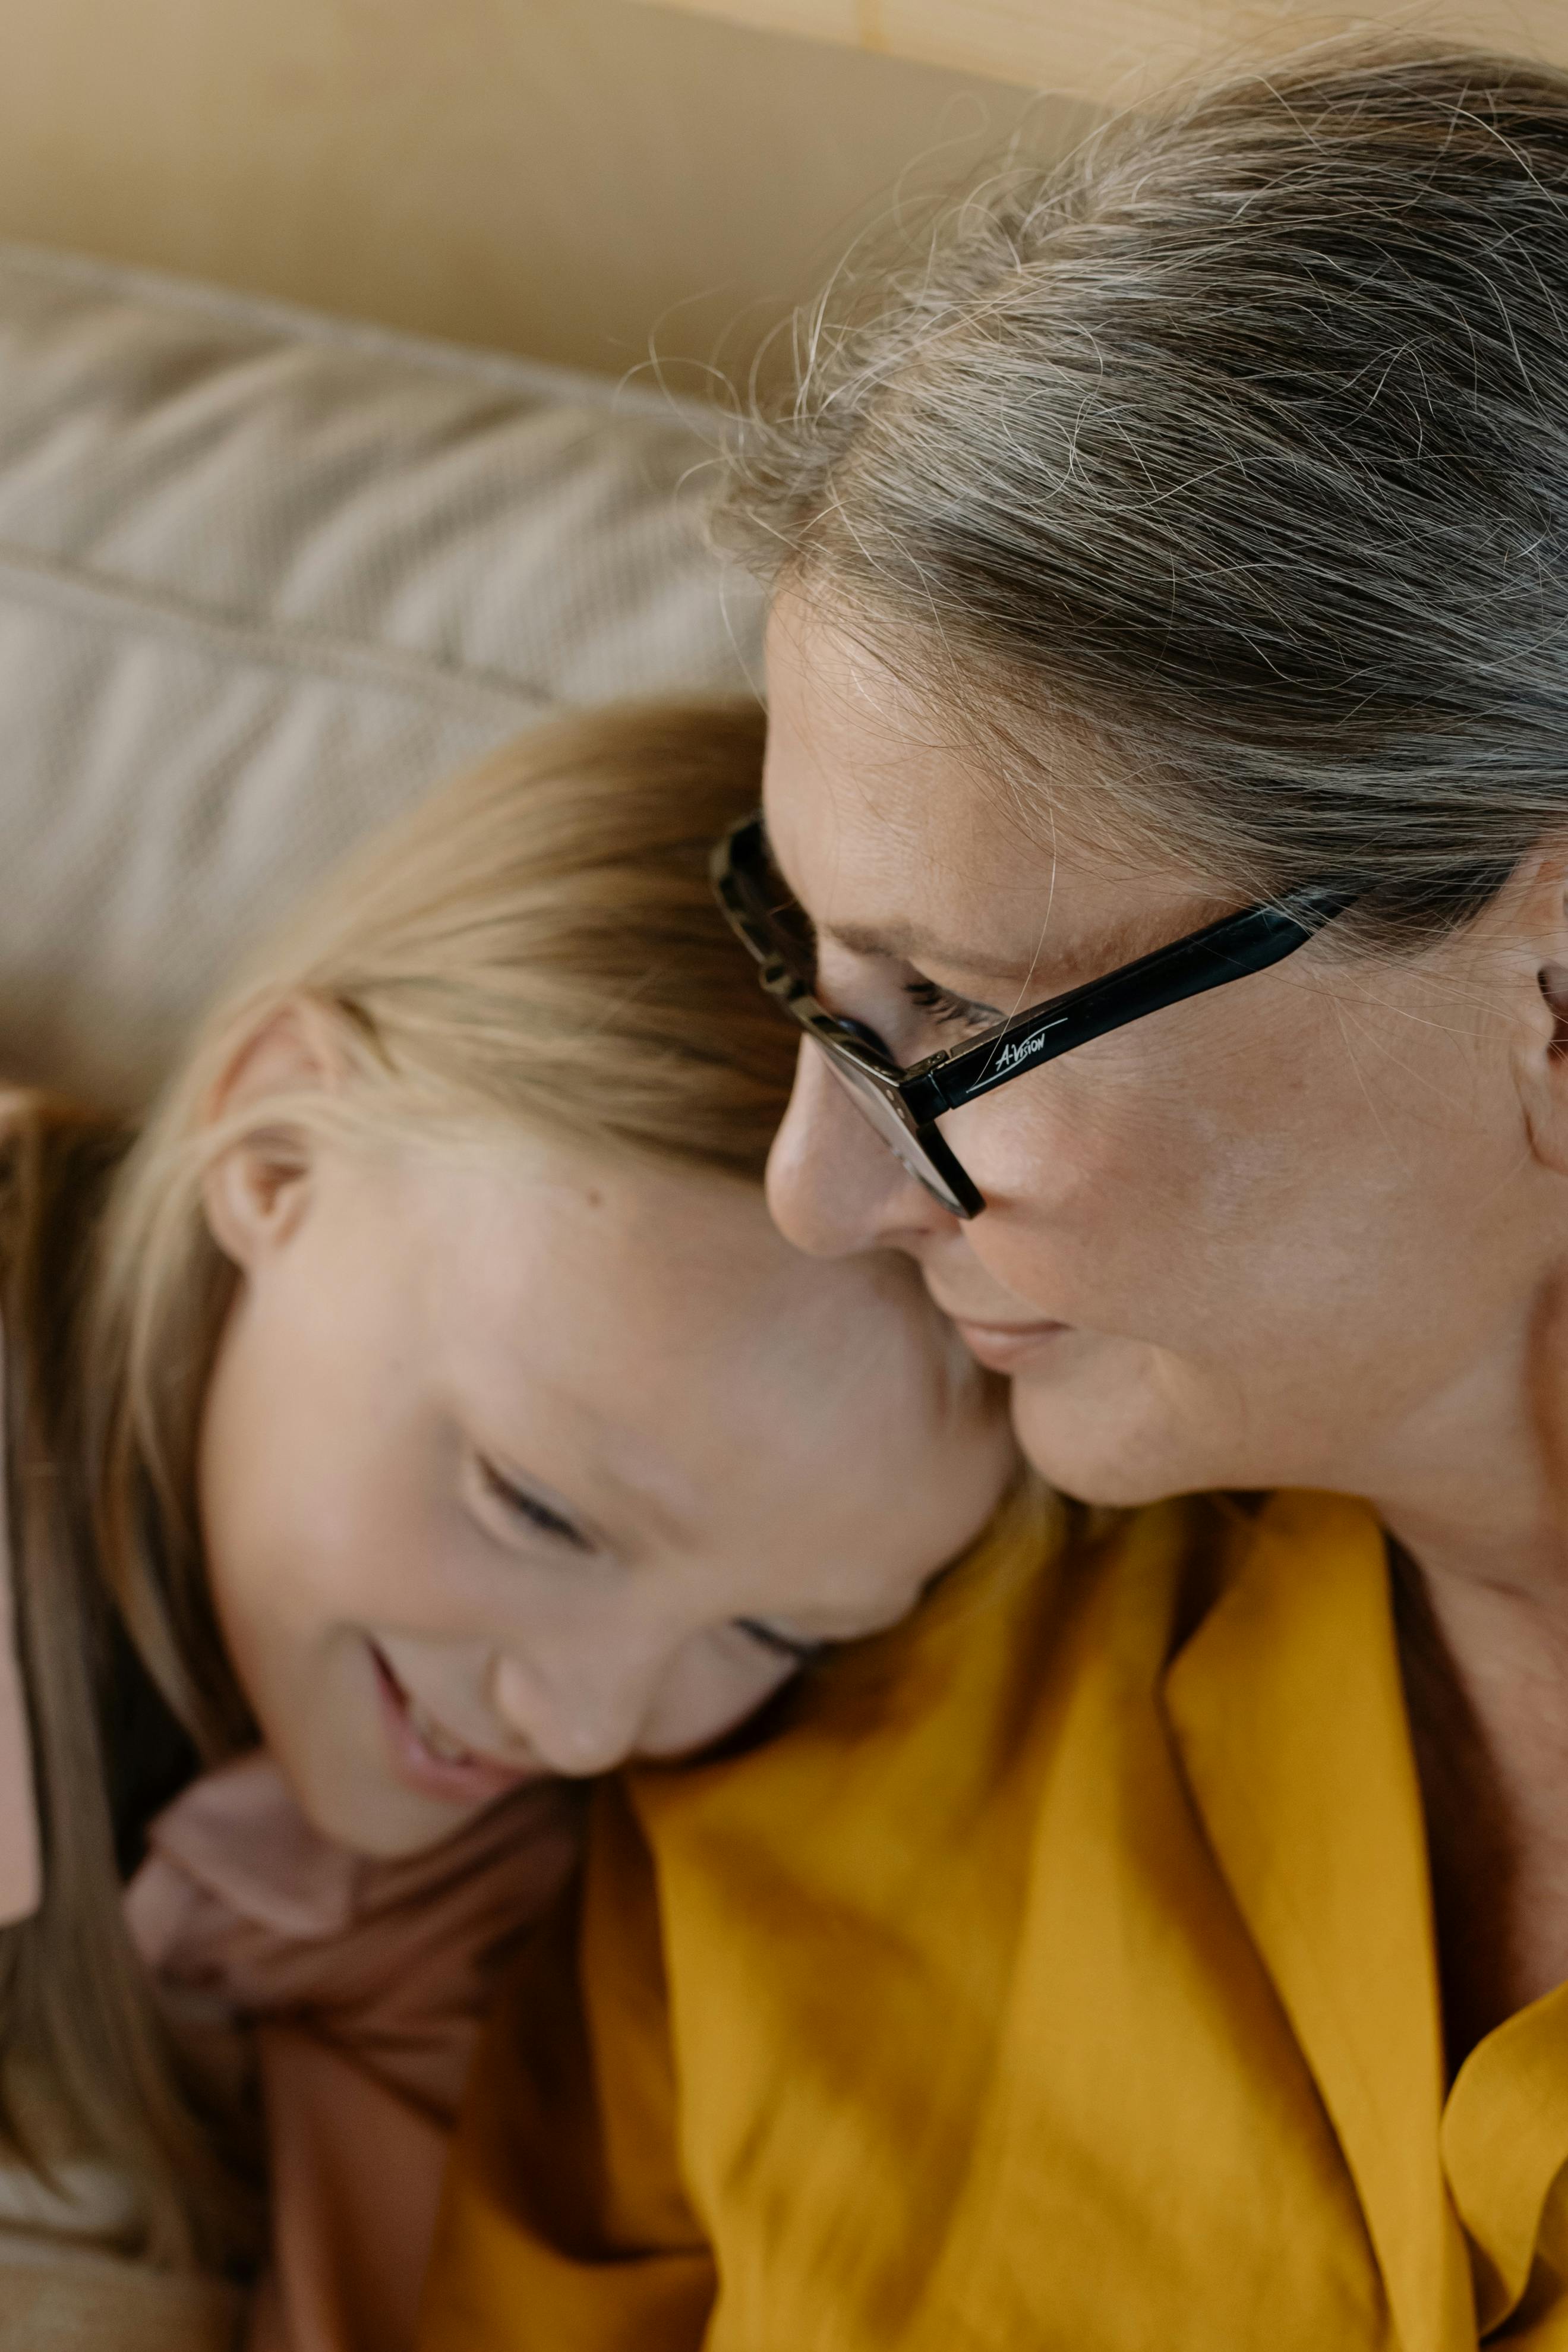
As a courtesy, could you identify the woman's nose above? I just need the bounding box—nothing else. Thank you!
[766,1037,952,1257]
[490,1648,657,1777]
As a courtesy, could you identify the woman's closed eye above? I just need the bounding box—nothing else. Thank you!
[904,975,1001,1037]
[477,1455,592,1552]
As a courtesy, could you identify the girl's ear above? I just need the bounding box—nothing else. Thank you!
[200,1000,349,1273]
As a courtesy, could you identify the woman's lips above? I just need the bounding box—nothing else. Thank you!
[368,1644,537,1806]
[948,1316,1069,1373]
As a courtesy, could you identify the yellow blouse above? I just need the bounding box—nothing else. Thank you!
[419,1483,1568,2350]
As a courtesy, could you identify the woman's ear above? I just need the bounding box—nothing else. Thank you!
[201,1000,349,1273]
[1513,852,1568,1180]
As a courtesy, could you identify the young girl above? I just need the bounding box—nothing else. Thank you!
[0,701,1017,2350]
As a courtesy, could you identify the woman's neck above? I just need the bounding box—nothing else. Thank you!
[1368,1275,1568,2060]
[1357,1254,1568,1594]
[1392,1550,1568,2067]
[1358,1271,1568,2061]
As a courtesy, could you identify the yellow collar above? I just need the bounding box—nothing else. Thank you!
[1165,1492,1474,2352]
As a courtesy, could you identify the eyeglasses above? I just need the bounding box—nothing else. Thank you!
[712,812,1357,1219]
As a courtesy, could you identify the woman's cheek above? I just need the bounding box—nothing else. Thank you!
[968,1093,1231,1343]
[969,1088,1144,1251]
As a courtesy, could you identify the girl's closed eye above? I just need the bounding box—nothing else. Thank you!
[476,1455,592,1552]
[734,1617,835,1666]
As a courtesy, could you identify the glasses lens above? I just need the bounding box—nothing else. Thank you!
[717,818,979,1216]
[727,825,815,982]
[816,1045,971,1216]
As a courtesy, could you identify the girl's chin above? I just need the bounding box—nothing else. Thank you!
[299,1774,492,1863]
[277,1727,494,1862]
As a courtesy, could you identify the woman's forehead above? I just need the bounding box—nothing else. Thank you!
[762,601,1214,989]
[765,619,1017,931]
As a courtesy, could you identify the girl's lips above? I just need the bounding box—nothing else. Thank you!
[368,1644,538,1806]
[949,1317,1069,1374]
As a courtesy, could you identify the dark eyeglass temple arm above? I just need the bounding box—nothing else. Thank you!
[909,890,1355,1119]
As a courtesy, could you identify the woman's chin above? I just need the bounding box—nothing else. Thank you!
[1007,1357,1219,1509]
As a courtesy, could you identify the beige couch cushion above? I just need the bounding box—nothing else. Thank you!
[0,242,761,1105]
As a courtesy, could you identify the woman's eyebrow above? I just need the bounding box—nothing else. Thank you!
[826,900,1206,991]
[821,916,1033,984]
[761,819,1023,979]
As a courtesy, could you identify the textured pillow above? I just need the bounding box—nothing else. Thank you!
[0,242,762,1105]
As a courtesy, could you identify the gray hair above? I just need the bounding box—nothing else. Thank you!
[721,42,1568,942]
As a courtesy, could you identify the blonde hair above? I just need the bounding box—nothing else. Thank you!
[0,698,785,2266]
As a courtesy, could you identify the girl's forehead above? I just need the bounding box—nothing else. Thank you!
[406,1183,961,1563]
[403,1138,934,1401]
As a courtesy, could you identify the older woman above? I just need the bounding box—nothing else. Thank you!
[420,44,1568,2350]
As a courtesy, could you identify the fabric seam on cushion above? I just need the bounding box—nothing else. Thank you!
[0,239,716,429]
[0,540,557,717]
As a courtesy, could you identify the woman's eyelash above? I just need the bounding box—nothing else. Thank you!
[904,976,993,1029]
[478,1457,591,1551]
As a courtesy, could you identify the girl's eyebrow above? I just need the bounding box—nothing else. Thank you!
[589,1444,701,1552]
[486,1392,702,1553]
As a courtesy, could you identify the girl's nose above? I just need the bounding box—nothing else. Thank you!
[766,1038,951,1258]
[490,1647,658,1778]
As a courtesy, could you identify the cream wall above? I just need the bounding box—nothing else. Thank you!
[635,0,1568,103]
[0,0,1084,388]
[4,0,1564,386]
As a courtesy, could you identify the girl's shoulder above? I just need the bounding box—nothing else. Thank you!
[0,1083,90,1131]
[0,1086,79,1171]
[0,1092,135,1238]
[0,1086,37,1140]
[0,1089,71,1266]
